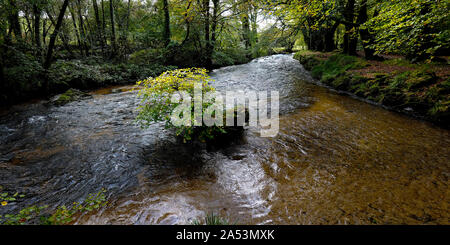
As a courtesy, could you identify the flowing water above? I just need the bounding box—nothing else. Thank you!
[0,55,449,224]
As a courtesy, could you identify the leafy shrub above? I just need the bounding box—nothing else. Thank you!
[129,48,165,65]
[365,0,450,61]
[2,47,44,102]
[217,47,250,65]
[212,50,237,67]
[48,60,107,90]
[48,60,177,91]
[136,68,239,142]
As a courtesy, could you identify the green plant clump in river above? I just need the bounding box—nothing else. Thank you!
[136,68,245,143]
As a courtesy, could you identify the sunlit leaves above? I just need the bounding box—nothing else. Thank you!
[364,0,449,60]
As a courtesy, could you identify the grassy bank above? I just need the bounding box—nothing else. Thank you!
[294,51,450,126]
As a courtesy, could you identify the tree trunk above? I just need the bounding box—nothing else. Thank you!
[24,11,33,42]
[181,1,192,45]
[44,0,70,70]
[324,22,339,52]
[343,0,357,55]
[250,5,258,44]
[92,0,104,53]
[119,0,131,54]
[101,0,107,46]
[203,0,212,68]
[203,0,219,67]
[33,4,42,58]
[358,0,377,59]
[162,0,171,46]
[77,0,89,56]
[241,0,251,53]
[8,0,22,41]
[110,0,117,56]
[69,3,83,56]
[42,18,48,46]
[211,0,219,49]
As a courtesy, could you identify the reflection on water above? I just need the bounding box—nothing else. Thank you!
[0,55,449,224]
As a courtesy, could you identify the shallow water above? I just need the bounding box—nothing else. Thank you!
[0,54,449,224]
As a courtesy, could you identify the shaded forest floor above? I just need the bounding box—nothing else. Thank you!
[297,50,450,80]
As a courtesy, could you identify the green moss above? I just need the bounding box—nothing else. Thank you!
[293,51,322,71]
[55,94,71,104]
[383,58,416,68]
[53,88,91,106]
[405,70,438,90]
[310,54,368,82]
[330,73,352,90]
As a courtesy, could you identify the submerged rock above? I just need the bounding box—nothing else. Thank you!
[111,88,123,94]
[50,88,93,106]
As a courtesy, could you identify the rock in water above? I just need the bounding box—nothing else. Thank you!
[111,88,123,94]
[50,88,93,106]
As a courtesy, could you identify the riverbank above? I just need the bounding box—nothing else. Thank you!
[0,56,177,106]
[294,51,450,126]
[1,45,256,107]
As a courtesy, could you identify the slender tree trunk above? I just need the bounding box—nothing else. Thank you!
[33,4,42,58]
[47,8,74,57]
[8,0,22,41]
[42,18,50,46]
[69,3,83,56]
[324,22,339,52]
[110,0,117,56]
[250,5,258,44]
[162,0,171,46]
[24,11,33,42]
[203,0,212,68]
[343,0,357,55]
[358,0,377,59]
[92,0,104,53]
[77,0,89,56]
[44,0,70,69]
[181,1,192,45]
[211,0,219,46]
[241,0,251,52]
[101,0,107,46]
[118,0,131,55]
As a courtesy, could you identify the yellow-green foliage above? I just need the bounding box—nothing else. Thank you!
[136,68,232,142]
[137,68,215,97]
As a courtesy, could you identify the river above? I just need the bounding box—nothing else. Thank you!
[0,54,449,224]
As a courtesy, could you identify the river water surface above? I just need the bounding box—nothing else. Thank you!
[0,55,449,224]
